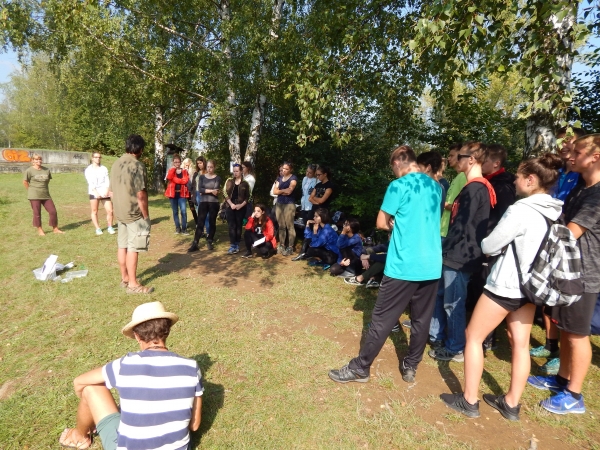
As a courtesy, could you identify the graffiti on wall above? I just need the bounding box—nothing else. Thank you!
[2,149,32,162]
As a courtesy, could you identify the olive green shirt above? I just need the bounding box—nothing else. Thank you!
[109,153,148,224]
[440,172,467,237]
[23,166,52,200]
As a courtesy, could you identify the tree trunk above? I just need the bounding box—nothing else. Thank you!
[185,107,205,155]
[243,0,284,165]
[524,111,556,159]
[154,106,165,191]
[220,0,241,164]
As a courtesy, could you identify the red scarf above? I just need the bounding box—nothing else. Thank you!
[450,177,497,223]
[484,167,505,181]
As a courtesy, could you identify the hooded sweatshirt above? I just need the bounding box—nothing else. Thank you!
[481,194,563,299]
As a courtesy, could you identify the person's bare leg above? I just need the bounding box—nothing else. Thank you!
[504,304,536,408]
[126,251,140,287]
[118,248,129,284]
[559,332,591,393]
[544,314,559,339]
[463,294,508,404]
[60,385,118,448]
[104,200,114,227]
[557,332,573,382]
[90,199,100,229]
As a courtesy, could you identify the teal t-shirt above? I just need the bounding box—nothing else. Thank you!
[380,172,442,281]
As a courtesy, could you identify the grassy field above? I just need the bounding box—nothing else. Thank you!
[1,166,600,449]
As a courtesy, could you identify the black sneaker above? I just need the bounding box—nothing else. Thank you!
[328,364,369,384]
[206,240,214,250]
[291,253,306,261]
[400,359,416,383]
[401,319,411,329]
[483,394,520,421]
[187,241,199,253]
[391,324,401,333]
[241,252,253,258]
[440,393,480,418]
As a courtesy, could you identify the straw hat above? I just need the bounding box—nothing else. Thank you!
[122,301,179,339]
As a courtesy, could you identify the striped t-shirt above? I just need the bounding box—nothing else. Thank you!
[102,350,203,450]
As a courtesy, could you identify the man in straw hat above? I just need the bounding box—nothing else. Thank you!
[58,302,203,449]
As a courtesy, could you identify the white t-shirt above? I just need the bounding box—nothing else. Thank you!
[244,174,256,196]
[85,164,110,197]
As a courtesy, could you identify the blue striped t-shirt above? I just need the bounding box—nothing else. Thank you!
[103,350,203,450]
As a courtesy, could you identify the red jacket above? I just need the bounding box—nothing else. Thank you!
[165,167,190,198]
[245,216,277,248]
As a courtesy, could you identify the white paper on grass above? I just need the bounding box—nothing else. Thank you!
[40,255,58,279]
[252,237,266,247]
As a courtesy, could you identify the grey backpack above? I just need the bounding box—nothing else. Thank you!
[511,217,584,307]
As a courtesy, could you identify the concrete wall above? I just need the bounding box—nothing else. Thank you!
[0,148,91,174]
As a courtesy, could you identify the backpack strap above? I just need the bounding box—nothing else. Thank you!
[510,216,553,286]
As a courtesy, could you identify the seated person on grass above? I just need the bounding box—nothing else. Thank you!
[58,301,203,450]
[302,208,340,269]
[344,239,389,288]
[330,217,363,276]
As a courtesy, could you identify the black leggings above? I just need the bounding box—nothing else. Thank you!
[226,207,246,245]
[194,202,219,242]
[330,247,362,275]
[305,246,338,265]
[244,231,274,257]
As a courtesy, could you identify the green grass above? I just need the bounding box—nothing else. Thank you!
[1,170,600,449]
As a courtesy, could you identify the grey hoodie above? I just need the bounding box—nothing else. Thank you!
[481,194,563,299]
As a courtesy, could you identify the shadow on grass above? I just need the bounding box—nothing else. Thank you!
[189,353,225,447]
[62,219,91,231]
[151,215,171,225]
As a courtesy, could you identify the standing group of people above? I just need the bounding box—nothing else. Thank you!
[329,131,600,421]
[19,130,598,449]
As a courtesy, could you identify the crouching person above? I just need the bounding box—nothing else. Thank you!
[58,302,203,450]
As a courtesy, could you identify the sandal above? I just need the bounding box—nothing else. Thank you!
[126,285,155,294]
[120,280,129,288]
[59,428,91,449]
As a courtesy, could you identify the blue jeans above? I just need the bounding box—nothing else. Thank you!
[169,197,188,231]
[195,192,210,235]
[429,265,471,354]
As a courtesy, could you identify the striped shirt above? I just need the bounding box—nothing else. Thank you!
[103,350,203,450]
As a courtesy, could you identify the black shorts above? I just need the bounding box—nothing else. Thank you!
[547,292,598,336]
[483,288,530,312]
[89,195,110,200]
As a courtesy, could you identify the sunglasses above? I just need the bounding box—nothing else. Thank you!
[457,154,472,160]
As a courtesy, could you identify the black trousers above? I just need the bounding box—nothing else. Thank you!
[305,246,338,265]
[226,207,246,245]
[244,231,274,257]
[194,202,219,242]
[330,247,362,275]
[348,276,438,374]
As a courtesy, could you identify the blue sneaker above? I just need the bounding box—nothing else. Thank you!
[540,357,560,375]
[227,246,235,255]
[232,245,240,254]
[540,391,585,415]
[322,264,331,270]
[526,375,565,393]
[308,260,324,267]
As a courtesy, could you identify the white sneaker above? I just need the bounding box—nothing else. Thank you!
[95,228,103,235]
[107,226,116,234]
